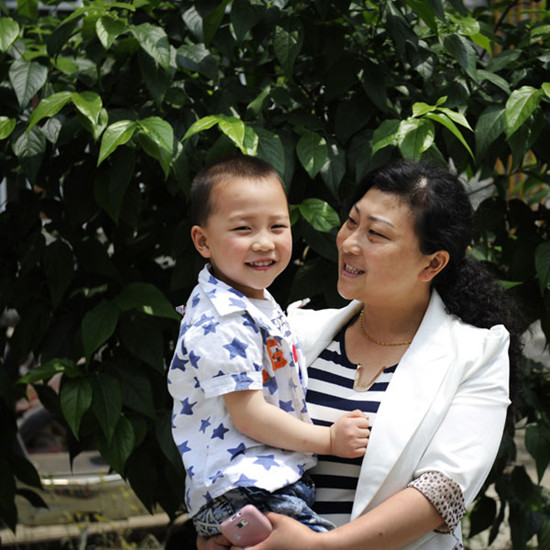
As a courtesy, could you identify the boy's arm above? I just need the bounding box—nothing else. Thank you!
[223,390,369,458]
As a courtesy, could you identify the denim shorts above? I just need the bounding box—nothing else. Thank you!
[192,475,335,536]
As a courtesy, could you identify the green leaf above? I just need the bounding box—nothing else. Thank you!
[443,33,478,79]
[81,300,121,361]
[119,313,165,372]
[535,241,550,294]
[468,495,497,537]
[320,141,346,198]
[98,120,138,165]
[9,59,48,110]
[231,0,265,42]
[137,116,174,178]
[182,115,220,141]
[18,358,79,384]
[176,43,218,81]
[112,360,157,415]
[505,86,542,139]
[298,198,340,233]
[425,112,474,159]
[273,17,303,77]
[42,239,74,306]
[0,117,16,140]
[470,32,492,55]
[91,373,123,445]
[156,414,186,474]
[60,377,93,439]
[71,91,103,130]
[115,282,179,319]
[97,416,135,475]
[27,92,72,132]
[202,0,230,46]
[12,126,46,184]
[96,15,127,49]
[525,424,550,483]
[0,17,20,52]
[218,116,247,152]
[94,148,135,223]
[406,0,444,31]
[542,82,550,99]
[475,105,504,159]
[255,127,285,179]
[11,455,42,489]
[371,119,400,155]
[398,118,435,160]
[296,130,328,179]
[436,107,472,130]
[477,70,511,94]
[131,23,170,72]
[16,488,47,509]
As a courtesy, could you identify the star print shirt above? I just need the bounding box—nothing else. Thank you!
[168,265,316,517]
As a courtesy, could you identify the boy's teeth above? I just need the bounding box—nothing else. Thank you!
[249,261,272,267]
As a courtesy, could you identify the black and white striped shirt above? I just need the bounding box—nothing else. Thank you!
[305,326,397,527]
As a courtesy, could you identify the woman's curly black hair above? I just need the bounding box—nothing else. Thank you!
[350,159,524,414]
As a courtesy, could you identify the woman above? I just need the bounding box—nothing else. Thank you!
[200,159,523,550]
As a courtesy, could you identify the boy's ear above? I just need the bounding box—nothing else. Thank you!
[419,250,450,282]
[191,225,211,258]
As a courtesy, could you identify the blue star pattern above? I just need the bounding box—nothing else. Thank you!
[189,350,201,369]
[279,400,295,413]
[211,423,230,440]
[166,264,316,516]
[180,397,197,415]
[254,455,279,470]
[199,417,211,433]
[223,337,248,359]
[228,443,247,461]
[232,372,255,390]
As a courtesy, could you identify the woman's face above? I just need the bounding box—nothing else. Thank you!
[336,187,434,306]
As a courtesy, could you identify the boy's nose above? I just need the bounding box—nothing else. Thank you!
[252,232,275,251]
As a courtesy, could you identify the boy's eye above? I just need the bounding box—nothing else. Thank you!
[233,226,250,231]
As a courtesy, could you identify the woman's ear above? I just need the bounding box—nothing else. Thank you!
[419,250,450,282]
[191,225,211,259]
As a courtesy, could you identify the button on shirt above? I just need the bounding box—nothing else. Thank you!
[168,265,316,516]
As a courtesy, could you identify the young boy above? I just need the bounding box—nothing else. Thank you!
[167,155,369,538]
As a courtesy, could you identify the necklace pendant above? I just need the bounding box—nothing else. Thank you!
[353,363,384,392]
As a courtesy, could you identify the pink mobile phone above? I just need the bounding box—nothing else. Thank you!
[220,504,273,546]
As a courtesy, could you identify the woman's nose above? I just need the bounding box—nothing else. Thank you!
[341,232,361,255]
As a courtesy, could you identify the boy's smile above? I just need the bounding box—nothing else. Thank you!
[191,175,292,300]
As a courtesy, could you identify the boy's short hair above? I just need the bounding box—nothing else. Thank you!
[190,155,285,226]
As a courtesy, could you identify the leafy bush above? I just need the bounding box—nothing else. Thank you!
[1,0,550,547]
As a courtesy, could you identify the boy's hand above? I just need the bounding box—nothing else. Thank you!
[329,409,370,458]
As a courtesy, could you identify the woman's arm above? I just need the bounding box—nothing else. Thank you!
[244,487,443,550]
[224,390,369,458]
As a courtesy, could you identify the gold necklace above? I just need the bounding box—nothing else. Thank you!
[359,309,413,347]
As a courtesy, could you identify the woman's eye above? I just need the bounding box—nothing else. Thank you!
[369,229,386,239]
[347,216,357,226]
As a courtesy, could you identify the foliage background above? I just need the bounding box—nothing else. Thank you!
[1,0,550,547]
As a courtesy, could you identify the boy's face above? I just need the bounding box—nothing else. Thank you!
[191,176,292,300]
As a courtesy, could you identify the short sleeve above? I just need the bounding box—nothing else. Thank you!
[187,312,265,399]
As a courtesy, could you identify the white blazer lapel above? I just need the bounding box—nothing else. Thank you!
[352,292,459,517]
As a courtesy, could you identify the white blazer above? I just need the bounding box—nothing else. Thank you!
[288,291,510,550]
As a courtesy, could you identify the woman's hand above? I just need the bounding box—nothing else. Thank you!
[197,533,232,550]
[241,513,321,550]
